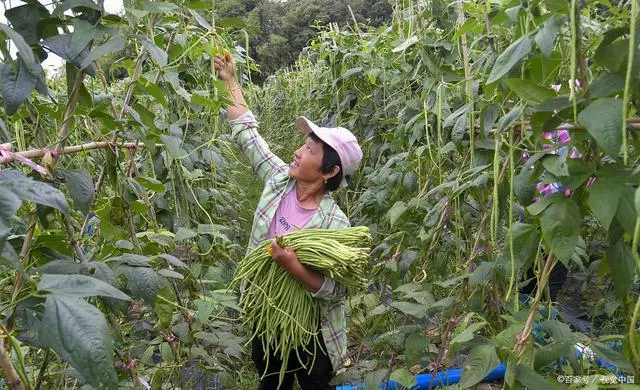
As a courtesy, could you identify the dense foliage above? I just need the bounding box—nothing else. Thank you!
[212,0,393,78]
[0,0,639,388]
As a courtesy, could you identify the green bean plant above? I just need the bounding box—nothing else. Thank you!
[253,0,640,387]
[0,0,261,388]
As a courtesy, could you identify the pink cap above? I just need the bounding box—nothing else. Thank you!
[296,116,363,188]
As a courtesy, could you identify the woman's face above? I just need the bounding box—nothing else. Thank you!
[289,136,325,183]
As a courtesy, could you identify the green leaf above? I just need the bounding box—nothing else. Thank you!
[219,17,246,28]
[589,73,626,99]
[0,23,36,65]
[157,269,183,279]
[540,197,581,262]
[38,295,117,389]
[188,9,212,29]
[506,79,555,105]
[545,0,569,13]
[615,185,638,235]
[587,172,623,230]
[450,321,487,347]
[635,186,640,216]
[480,104,500,137]
[137,35,168,67]
[58,169,94,214]
[0,170,69,213]
[0,188,21,220]
[80,35,126,69]
[386,201,407,228]
[191,93,216,108]
[392,35,419,53]
[38,274,131,301]
[487,34,532,83]
[107,253,150,267]
[115,240,134,250]
[5,4,45,45]
[606,239,635,300]
[1,241,24,274]
[433,273,470,288]
[390,301,427,318]
[38,259,85,274]
[404,332,429,365]
[459,344,500,388]
[577,98,623,157]
[194,299,215,324]
[526,195,555,216]
[540,320,572,341]
[154,285,174,329]
[136,77,168,107]
[535,16,559,57]
[155,254,188,269]
[342,67,363,79]
[116,264,164,304]
[495,324,521,351]
[175,227,197,242]
[535,338,576,369]
[81,262,119,288]
[589,342,634,373]
[505,5,521,21]
[135,176,165,193]
[451,114,467,142]
[444,103,472,128]
[70,19,95,58]
[161,135,184,158]
[0,60,39,115]
[160,342,173,363]
[515,364,555,388]
[542,155,569,177]
[469,262,495,285]
[389,368,416,389]
[53,0,101,16]
[42,34,95,75]
[535,95,574,112]
[497,104,523,132]
[594,39,629,74]
[514,166,536,204]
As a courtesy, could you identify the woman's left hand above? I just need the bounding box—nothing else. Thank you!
[269,239,299,269]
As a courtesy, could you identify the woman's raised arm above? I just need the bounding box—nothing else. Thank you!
[214,55,287,182]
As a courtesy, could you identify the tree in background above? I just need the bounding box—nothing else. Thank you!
[217,0,394,80]
[98,0,393,84]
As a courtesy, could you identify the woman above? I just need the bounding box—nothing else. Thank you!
[213,55,363,389]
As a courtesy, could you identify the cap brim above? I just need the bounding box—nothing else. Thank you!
[296,116,318,135]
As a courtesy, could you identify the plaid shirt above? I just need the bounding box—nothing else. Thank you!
[229,111,351,372]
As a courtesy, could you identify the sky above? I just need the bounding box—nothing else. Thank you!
[1,0,125,69]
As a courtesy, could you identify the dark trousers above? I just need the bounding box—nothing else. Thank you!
[251,333,334,390]
[520,261,568,301]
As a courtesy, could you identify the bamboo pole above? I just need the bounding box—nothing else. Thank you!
[0,339,25,390]
[0,141,163,165]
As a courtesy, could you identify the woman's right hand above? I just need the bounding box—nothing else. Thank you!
[213,54,236,82]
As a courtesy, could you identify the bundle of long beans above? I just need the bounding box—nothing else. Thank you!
[230,226,371,386]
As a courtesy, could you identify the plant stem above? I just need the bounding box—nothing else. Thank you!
[0,141,161,164]
[569,0,578,122]
[0,335,25,390]
[622,0,637,166]
[34,350,50,390]
[517,251,556,357]
[53,71,85,165]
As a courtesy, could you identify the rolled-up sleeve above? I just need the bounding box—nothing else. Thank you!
[229,111,287,183]
[311,276,347,301]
